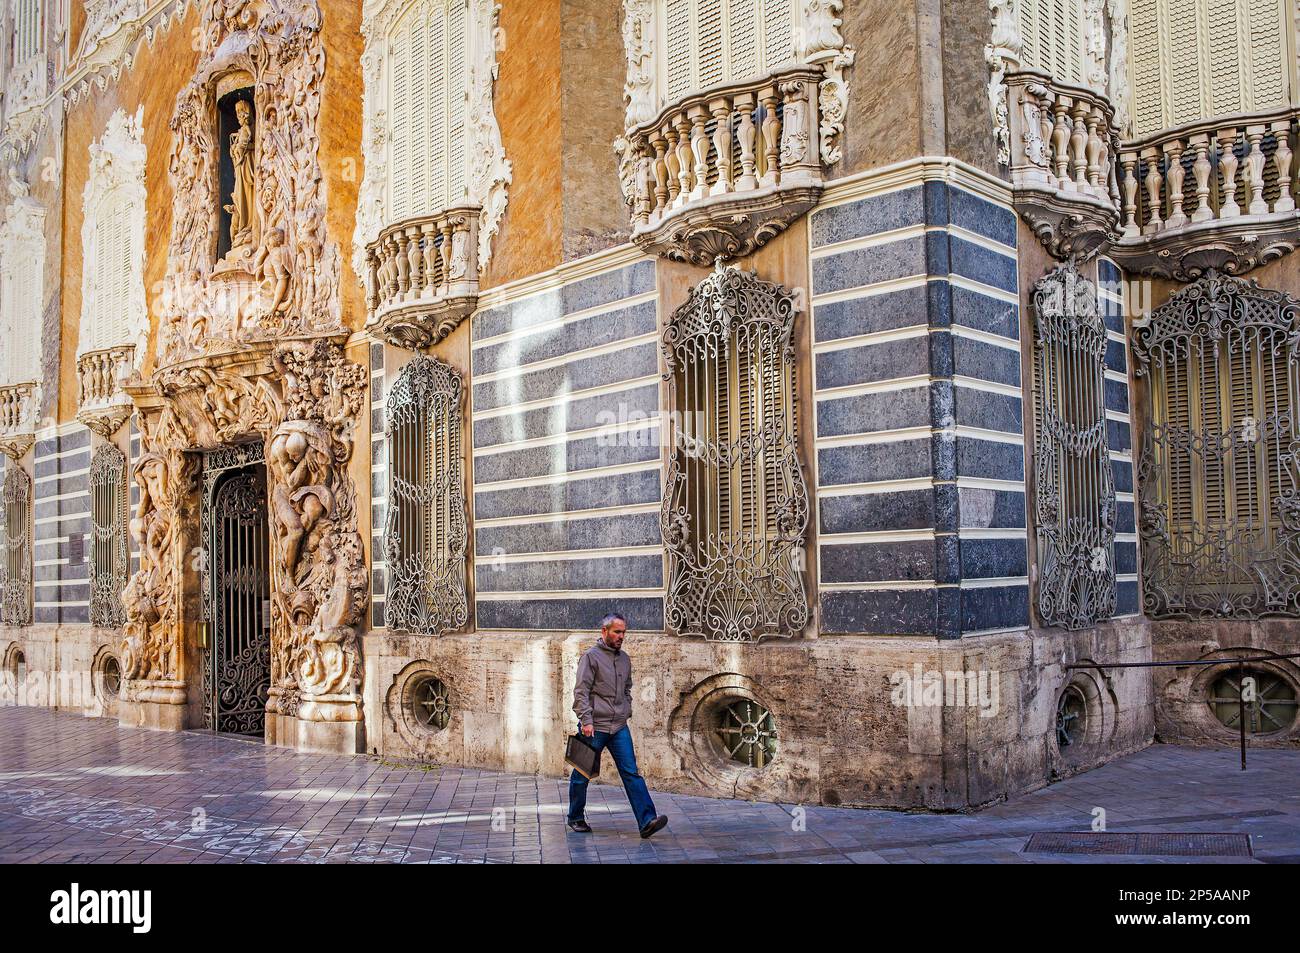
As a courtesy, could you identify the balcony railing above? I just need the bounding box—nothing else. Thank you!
[1004,70,1122,259]
[0,381,38,460]
[619,64,825,265]
[1110,108,1300,279]
[364,207,479,351]
[76,345,135,438]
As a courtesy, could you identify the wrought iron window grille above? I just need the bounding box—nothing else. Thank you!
[384,355,468,636]
[89,445,128,629]
[661,263,810,643]
[0,464,32,626]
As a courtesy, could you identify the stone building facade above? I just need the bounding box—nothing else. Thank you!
[0,0,1297,809]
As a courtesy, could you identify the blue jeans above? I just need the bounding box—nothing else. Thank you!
[567,724,657,829]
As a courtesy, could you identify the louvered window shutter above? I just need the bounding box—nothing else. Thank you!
[1016,0,1085,86]
[657,0,799,109]
[386,0,470,223]
[16,255,38,381]
[1128,0,1292,135]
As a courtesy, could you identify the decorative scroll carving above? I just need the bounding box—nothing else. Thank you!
[1031,262,1116,629]
[800,0,855,165]
[1132,272,1300,619]
[3,18,47,157]
[266,340,367,722]
[161,0,341,362]
[354,0,512,289]
[0,464,32,626]
[89,445,129,629]
[985,0,1023,167]
[1105,0,1131,137]
[620,0,656,128]
[384,356,468,636]
[661,264,810,642]
[152,363,282,451]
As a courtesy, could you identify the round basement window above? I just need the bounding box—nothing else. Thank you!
[1055,684,1089,749]
[714,698,778,768]
[100,654,121,700]
[411,677,451,733]
[1208,669,1298,735]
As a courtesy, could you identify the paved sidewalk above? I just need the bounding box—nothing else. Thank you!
[0,708,1296,863]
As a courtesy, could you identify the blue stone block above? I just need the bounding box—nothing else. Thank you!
[810,186,924,247]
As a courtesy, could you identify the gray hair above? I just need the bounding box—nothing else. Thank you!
[600,612,626,630]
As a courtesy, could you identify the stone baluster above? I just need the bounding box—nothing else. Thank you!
[1244,124,1268,215]
[1188,133,1212,223]
[1217,128,1240,219]
[439,219,454,293]
[364,248,378,313]
[689,105,711,201]
[405,225,423,300]
[650,129,669,213]
[674,114,693,205]
[1141,146,1164,234]
[709,97,733,196]
[1051,97,1071,190]
[1164,140,1187,229]
[1272,119,1295,213]
[635,152,653,226]
[1120,151,1140,237]
[760,85,781,188]
[1069,99,1088,191]
[662,122,681,207]
[734,93,757,191]
[394,229,412,295]
[421,222,439,296]
[1085,106,1103,193]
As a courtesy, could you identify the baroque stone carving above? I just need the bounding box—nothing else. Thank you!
[151,362,283,450]
[64,0,198,108]
[985,0,1023,167]
[266,340,368,723]
[354,0,512,282]
[3,14,48,156]
[1105,0,1131,137]
[161,0,342,362]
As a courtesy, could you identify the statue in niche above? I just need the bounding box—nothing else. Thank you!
[224,99,256,259]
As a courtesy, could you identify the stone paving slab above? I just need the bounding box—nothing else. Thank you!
[0,708,1297,863]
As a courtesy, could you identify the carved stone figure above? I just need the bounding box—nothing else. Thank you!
[224,99,257,256]
[251,226,292,319]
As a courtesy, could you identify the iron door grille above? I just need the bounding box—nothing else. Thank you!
[0,463,32,626]
[1133,271,1300,619]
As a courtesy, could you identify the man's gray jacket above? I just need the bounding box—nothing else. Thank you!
[572,639,632,733]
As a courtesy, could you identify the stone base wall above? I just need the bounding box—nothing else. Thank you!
[362,621,1155,810]
[1,623,124,720]
[1151,619,1300,748]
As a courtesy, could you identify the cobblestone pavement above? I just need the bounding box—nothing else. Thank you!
[0,708,1296,863]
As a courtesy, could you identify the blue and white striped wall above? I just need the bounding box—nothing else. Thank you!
[369,340,387,630]
[469,257,665,632]
[31,424,92,625]
[1098,257,1139,617]
[808,161,1029,638]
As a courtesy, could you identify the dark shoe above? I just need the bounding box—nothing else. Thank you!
[639,815,668,839]
[567,818,592,833]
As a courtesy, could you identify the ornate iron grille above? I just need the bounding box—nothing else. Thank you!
[89,445,128,628]
[0,463,32,626]
[206,467,271,735]
[200,442,266,623]
[661,263,809,642]
[384,356,468,635]
[1031,262,1116,629]
[1133,271,1300,619]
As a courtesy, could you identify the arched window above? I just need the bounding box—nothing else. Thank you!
[387,0,469,222]
[659,0,800,102]
[661,264,809,642]
[1031,262,1116,629]
[1133,272,1300,619]
[384,356,468,635]
[80,109,146,358]
[89,445,128,629]
[0,462,31,626]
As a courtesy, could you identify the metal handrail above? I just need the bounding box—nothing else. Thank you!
[1067,650,1300,770]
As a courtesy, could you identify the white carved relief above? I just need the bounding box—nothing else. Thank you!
[354,0,511,285]
[1106,0,1132,138]
[985,0,1023,167]
[65,0,163,102]
[79,107,148,369]
[0,165,45,392]
[618,0,854,167]
[160,0,342,362]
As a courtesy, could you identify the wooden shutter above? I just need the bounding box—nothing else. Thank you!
[1016,0,1085,85]
[657,0,799,107]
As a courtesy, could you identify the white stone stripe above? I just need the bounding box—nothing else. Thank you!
[947,224,1018,258]
[958,527,1028,538]
[470,331,658,385]
[946,273,1020,306]
[474,458,661,493]
[814,375,930,402]
[808,223,927,260]
[1117,573,1139,582]
[815,426,931,449]
[951,424,1024,444]
[1105,369,1130,384]
[474,501,660,529]
[811,323,928,354]
[819,528,936,545]
[818,579,935,591]
[810,273,930,309]
[470,290,659,351]
[950,323,1020,351]
[956,476,1026,492]
[475,587,664,601]
[959,575,1028,588]
[816,477,933,496]
[35,601,88,608]
[472,375,660,422]
[953,375,1022,398]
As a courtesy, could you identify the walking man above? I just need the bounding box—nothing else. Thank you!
[567,613,668,838]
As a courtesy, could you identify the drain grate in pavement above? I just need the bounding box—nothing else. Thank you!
[1024,832,1252,857]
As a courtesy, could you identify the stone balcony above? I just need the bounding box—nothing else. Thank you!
[617,64,825,266]
[0,381,39,460]
[363,207,480,351]
[76,345,135,438]
[1109,108,1299,280]
[1004,70,1123,260]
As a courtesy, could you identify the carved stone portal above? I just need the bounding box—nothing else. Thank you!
[120,338,369,747]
